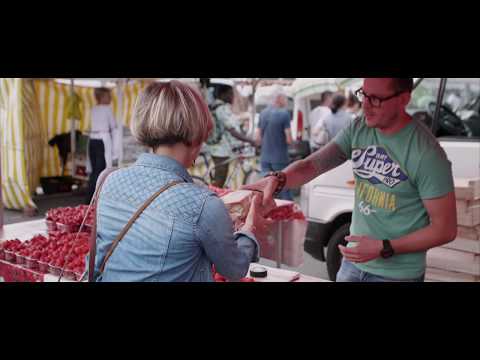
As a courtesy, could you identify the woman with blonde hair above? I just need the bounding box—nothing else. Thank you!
[90,81,265,282]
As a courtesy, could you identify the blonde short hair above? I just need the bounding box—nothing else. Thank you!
[131,81,213,149]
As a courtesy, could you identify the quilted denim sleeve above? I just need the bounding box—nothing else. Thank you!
[196,194,259,280]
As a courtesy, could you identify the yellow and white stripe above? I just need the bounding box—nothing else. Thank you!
[22,80,44,206]
[0,78,38,210]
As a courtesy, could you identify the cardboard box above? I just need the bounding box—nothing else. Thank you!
[454,178,480,201]
[442,237,480,254]
[457,225,480,240]
[427,247,480,276]
[456,199,480,227]
[426,267,480,282]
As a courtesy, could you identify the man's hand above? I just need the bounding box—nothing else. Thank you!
[241,176,278,207]
[338,235,383,263]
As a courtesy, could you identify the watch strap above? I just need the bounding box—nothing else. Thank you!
[265,171,287,195]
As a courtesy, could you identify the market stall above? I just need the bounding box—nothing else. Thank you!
[0,78,152,213]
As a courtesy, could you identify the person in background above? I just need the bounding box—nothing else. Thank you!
[86,88,117,204]
[207,85,256,188]
[91,81,266,282]
[309,91,333,152]
[347,91,363,119]
[255,91,293,201]
[323,93,353,140]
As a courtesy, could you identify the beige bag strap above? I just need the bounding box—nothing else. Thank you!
[88,168,118,282]
[97,180,184,276]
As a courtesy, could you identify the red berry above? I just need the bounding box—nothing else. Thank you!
[214,273,226,282]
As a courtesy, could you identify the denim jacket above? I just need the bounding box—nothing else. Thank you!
[92,153,260,282]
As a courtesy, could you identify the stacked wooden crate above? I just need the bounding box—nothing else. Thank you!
[426,178,480,282]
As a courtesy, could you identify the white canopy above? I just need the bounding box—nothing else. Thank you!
[291,78,363,99]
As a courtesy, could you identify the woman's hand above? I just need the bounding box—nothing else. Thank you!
[241,176,278,207]
[240,194,273,237]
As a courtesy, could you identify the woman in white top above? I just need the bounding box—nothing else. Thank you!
[86,88,117,203]
[309,91,333,152]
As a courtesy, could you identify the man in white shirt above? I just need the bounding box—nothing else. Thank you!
[323,93,353,139]
[309,91,333,152]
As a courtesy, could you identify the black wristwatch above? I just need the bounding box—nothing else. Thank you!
[380,240,395,259]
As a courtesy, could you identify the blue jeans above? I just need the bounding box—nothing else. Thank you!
[336,259,425,282]
[261,162,293,201]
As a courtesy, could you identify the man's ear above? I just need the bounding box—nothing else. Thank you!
[400,92,412,108]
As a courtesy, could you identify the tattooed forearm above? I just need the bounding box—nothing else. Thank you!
[283,142,348,189]
[309,142,348,174]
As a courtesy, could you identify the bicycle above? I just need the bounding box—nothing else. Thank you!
[191,144,262,189]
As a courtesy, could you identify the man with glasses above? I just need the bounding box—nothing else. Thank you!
[244,78,457,282]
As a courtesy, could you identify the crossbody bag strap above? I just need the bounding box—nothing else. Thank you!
[97,180,184,276]
[88,168,119,282]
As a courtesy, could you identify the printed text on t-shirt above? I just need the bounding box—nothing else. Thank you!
[352,146,408,188]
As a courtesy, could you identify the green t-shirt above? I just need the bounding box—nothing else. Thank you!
[334,117,454,280]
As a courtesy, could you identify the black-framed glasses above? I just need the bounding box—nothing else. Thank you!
[354,88,407,108]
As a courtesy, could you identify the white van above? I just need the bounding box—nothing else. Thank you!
[292,78,480,280]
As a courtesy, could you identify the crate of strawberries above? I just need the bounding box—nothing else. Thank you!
[0,231,90,282]
[261,201,308,267]
[46,205,95,234]
[220,190,308,267]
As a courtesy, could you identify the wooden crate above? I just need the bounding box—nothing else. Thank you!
[427,247,480,276]
[454,178,480,201]
[426,267,480,282]
[443,237,480,254]
[456,199,480,227]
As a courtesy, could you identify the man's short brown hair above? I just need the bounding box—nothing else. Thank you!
[390,78,414,93]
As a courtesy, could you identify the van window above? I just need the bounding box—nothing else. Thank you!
[410,78,480,139]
